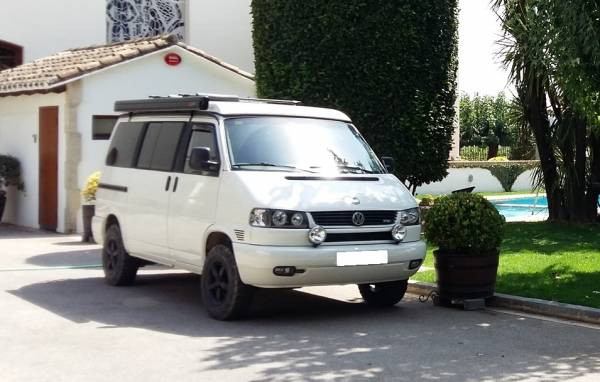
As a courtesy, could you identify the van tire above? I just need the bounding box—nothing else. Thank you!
[358,280,408,307]
[102,224,139,286]
[201,244,254,320]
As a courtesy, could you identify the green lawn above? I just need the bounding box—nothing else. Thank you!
[413,222,600,308]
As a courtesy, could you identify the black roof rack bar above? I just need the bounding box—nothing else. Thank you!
[114,96,209,113]
[114,94,301,113]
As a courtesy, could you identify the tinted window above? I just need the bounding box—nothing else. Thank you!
[184,125,219,174]
[136,122,185,171]
[137,123,161,169]
[106,122,145,167]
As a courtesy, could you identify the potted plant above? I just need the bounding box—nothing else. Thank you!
[424,193,505,305]
[0,155,24,222]
[81,171,101,242]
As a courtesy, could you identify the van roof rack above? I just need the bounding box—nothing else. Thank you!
[114,94,301,113]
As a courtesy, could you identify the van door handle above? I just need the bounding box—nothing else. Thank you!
[172,176,179,192]
[165,176,171,191]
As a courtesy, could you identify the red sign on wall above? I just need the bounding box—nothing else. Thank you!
[164,53,182,66]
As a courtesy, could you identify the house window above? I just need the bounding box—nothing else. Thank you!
[92,115,118,140]
[0,40,23,70]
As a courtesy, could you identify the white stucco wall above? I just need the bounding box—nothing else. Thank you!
[0,1,255,73]
[0,0,106,64]
[188,0,254,73]
[415,168,536,195]
[0,93,68,230]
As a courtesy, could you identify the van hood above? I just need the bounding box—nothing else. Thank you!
[226,171,417,212]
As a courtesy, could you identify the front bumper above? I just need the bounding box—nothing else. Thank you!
[233,240,426,288]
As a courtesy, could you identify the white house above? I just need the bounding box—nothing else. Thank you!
[0,35,255,232]
[0,0,255,73]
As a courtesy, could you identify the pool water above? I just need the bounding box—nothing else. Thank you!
[491,195,549,221]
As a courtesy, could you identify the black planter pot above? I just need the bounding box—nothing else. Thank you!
[0,193,6,223]
[434,249,499,302]
[82,204,95,243]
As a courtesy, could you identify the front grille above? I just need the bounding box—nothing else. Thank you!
[311,210,397,226]
[324,231,393,243]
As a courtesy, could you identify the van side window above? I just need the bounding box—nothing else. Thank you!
[184,125,218,174]
[105,122,145,167]
[136,122,185,171]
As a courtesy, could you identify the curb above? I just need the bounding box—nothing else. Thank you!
[407,281,600,326]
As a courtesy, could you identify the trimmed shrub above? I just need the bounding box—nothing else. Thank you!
[424,193,504,254]
[252,0,459,191]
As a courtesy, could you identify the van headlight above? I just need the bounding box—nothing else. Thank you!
[249,208,309,228]
[398,208,420,225]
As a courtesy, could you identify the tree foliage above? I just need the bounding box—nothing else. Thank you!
[460,93,535,160]
[494,0,600,222]
[251,0,459,191]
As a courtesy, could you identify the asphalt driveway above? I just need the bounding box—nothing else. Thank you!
[1,224,599,382]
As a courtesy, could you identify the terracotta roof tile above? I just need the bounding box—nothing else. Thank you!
[0,35,254,96]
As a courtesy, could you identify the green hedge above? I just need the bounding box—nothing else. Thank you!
[252,0,459,190]
[450,160,538,192]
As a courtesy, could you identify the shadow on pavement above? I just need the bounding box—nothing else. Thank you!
[26,249,102,268]
[0,224,65,239]
[8,272,600,381]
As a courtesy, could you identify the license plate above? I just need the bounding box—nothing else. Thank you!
[336,250,388,266]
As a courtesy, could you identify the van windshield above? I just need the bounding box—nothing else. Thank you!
[224,117,385,174]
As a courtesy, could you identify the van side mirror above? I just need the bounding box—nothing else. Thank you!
[189,147,219,172]
[381,156,394,173]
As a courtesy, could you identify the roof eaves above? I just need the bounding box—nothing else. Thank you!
[177,43,255,81]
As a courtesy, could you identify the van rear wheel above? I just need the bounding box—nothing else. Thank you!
[102,224,139,286]
[201,244,254,320]
[358,280,408,307]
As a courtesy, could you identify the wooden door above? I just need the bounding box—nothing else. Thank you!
[39,106,58,231]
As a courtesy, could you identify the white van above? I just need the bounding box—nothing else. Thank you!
[92,94,426,320]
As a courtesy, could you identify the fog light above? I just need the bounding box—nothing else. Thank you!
[409,259,422,269]
[308,225,327,246]
[391,224,407,242]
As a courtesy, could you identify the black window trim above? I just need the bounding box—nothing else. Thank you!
[174,122,221,177]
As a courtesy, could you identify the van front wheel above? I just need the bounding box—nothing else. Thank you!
[201,245,254,320]
[358,280,408,307]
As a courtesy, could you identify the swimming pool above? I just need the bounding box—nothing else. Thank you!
[491,195,549,221]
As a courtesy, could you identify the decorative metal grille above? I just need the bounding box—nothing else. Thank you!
[106,0,185,43]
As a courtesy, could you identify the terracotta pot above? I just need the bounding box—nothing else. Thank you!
[434,249,499,302]
[82,204,95,243]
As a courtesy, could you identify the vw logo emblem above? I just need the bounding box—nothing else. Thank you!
[352,211,365,226]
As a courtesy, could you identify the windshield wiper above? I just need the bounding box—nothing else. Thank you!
[232,163,315,173]
[336,165,376,174]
